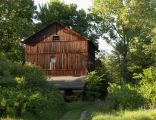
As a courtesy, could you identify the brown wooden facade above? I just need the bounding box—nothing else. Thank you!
[23,22,96,76]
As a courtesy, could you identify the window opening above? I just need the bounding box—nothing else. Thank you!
[53,35,60,41]
[50,55,56,70]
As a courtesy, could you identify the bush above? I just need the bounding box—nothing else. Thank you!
[0,61,46,88]
[134,67,156,108]
[85,71,108,100]
[106,67,156,110]
[106,83,145,109]
[0,58,66,119]
[0,87,65,119]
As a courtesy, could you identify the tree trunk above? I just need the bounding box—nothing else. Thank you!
[122,53,129,83]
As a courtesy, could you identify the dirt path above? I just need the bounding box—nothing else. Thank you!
[59,102,92,120]
[79,110,88,120]
[60,111,72,120]
[59,109,88,120]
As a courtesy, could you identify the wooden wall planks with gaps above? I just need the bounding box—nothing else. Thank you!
[24,22,96,76]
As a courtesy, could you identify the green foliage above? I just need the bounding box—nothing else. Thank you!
[107,67,156,110]
[37,0,101,45]
[0,57,46,88]
[85,71,108,100]
[85,53,112,100]
[0,58,66,119]
[95,53,111,80]
[0,87,65,119]
[11,63,46,88]
[107,83,145,109]
[134,67,156,108]
[128,29,155,81]
[92,0,156,82]
[92,109,156,120]
[96,51,122,83]
[0,0,36,62]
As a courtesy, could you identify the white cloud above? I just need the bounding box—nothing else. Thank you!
[34,0,92,11]
[34,0,49,5]
[63,0,92,11]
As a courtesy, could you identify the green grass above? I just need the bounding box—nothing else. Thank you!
[59,101,156,120]
[59,101,92,120]
[92,110,156,120]
[0,118,21,120]
[1,102,156,120]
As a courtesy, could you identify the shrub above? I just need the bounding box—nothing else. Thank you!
[106,67,156,110]
[134,67,156,108]
[0,58,66,119]
[85,71,108,100]
[106,83,145,109]
[2,62,46,88]
[0,87,65,119]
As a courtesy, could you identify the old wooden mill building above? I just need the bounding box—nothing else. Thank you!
[22,22,96,100]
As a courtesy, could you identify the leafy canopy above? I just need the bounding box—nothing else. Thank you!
[92,0,156,82]
[37,0,101,45]
[0,0,36,62]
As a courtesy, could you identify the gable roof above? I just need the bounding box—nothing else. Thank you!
[22,21,97,49]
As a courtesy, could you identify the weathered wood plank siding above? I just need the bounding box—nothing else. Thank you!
[25,22,92,76]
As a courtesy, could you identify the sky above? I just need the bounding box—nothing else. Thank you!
[34,0,92,11]
[34,0,112,52]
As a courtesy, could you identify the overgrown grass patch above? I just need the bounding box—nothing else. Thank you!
[91,109,156,120]
[60,101,156,120]
[60,101,92,120]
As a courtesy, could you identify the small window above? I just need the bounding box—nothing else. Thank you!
[52,35,60,41]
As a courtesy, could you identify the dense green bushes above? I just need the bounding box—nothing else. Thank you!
[0,87,65,119]
[135,67,156,108]
[107,84,145,109]
[0,57,66,119]
[85,72,104,100]
[106,67,156,110]
[85,71,109,100]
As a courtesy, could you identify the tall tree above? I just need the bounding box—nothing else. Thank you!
[36,0,101,45]
[0,0,36,61]
[92,0,156,82]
